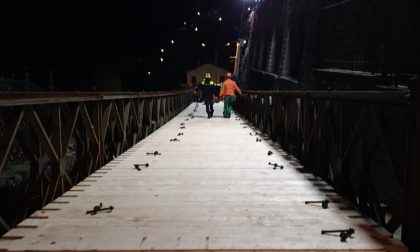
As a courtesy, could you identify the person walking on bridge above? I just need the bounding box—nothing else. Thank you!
[220,72,242,118]
[197,73,217,118]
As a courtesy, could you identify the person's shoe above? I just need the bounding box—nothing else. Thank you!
[208,113,211,119]
[210,111,214,118]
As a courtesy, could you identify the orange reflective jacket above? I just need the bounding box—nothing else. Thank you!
[220,79,242,97]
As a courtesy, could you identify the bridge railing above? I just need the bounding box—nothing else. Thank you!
[235,90,419,246]
[0,91,192,234]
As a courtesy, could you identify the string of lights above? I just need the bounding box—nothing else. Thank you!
[146,1,257,78]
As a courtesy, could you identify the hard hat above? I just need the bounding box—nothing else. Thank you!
[205,73,211,79]
[226,72,232,78]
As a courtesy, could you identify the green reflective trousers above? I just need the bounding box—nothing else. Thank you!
[223,96,236,118]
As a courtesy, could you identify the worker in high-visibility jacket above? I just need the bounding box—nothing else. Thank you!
[197,73,217,118]
[219,72,242,118]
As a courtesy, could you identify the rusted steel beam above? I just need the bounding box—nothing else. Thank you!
[61,104,80,156]
[0,216,10,232]
[0,91,191,107]
[25,106,59,163]
[0,91,193,237]
[235,88,411,247]
[243,90,410,105]
[79,103,99,146]
[101,103,112,139]
[123,101,131,137]
[93,102,103,167]
[0,110,24,174]
[403,78,420,252]
[138,100,145,138]
[51,105,63,158]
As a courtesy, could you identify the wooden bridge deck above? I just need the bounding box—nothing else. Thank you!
[0,102,406,252]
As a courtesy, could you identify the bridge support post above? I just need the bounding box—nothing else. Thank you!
[403,77,420,252]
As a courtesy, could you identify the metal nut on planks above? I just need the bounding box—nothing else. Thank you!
[305,199,330,209]
[86,203,114,215]
[147,151,161,156]
[321,228,355,242]
[134,163,149,171]
[268,162,283,170]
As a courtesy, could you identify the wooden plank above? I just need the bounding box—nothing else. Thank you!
[0,103,407,252]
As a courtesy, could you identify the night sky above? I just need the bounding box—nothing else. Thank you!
[0,1,252,91]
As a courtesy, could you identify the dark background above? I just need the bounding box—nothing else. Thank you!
[0,1,250,91]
